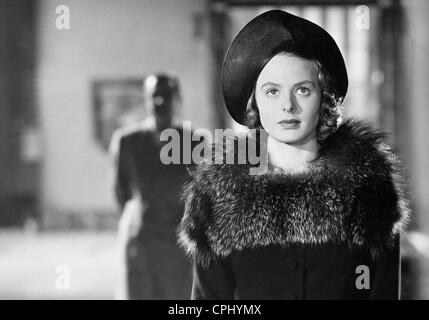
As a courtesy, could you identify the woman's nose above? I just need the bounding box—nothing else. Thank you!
[282,104,296,113]
[281,92,296,113]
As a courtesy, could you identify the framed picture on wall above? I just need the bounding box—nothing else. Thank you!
[92,78,145,150]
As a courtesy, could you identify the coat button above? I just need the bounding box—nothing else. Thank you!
[283,258,298,270]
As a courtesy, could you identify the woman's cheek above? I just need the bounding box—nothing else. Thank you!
[304,98,321,122]
[260,111,277,134]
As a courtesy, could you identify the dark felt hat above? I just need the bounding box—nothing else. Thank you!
[221,10,348,125]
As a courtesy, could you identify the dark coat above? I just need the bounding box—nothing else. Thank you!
[110,123,194,243]
[110,123,198,299]
[177,119,410,300]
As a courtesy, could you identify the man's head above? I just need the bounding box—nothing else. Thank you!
[144,74,181,130]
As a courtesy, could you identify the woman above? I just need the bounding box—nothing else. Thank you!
[178,10,409,300]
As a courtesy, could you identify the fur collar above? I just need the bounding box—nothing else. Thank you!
[178,118,410,265]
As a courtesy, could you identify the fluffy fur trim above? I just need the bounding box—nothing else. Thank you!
[178,118,410,265]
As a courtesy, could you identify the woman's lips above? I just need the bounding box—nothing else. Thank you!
[278,119,301,128]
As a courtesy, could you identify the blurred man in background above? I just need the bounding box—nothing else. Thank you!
[109,74,195,299]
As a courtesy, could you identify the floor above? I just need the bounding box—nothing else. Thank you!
[1,228,428,299]
[0,229,119,299]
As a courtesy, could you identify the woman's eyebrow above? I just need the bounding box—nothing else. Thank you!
[260,82,281,89]
[294,80,316,87]
[260,80,316,89]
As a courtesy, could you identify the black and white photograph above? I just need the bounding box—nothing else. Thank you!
[0,0,429,305]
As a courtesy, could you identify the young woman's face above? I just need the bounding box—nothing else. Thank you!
[255,53,322,145]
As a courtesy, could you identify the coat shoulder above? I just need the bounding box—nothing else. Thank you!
[177,118,411,265]
[327,118,410,232]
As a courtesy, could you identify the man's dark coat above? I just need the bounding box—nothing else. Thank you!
[111,123,197,299]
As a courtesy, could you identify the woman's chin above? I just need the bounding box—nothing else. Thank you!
[270,131,304,145]
[268,125,318,145]
[273,138,299,145]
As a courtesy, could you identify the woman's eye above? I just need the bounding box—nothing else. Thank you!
[296,87,310,95]
[265,89,279,96]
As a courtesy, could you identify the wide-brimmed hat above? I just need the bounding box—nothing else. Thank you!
[221,10,348,125]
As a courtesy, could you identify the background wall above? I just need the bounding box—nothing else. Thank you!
[36,0,213,227]
[0,1,39,226]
